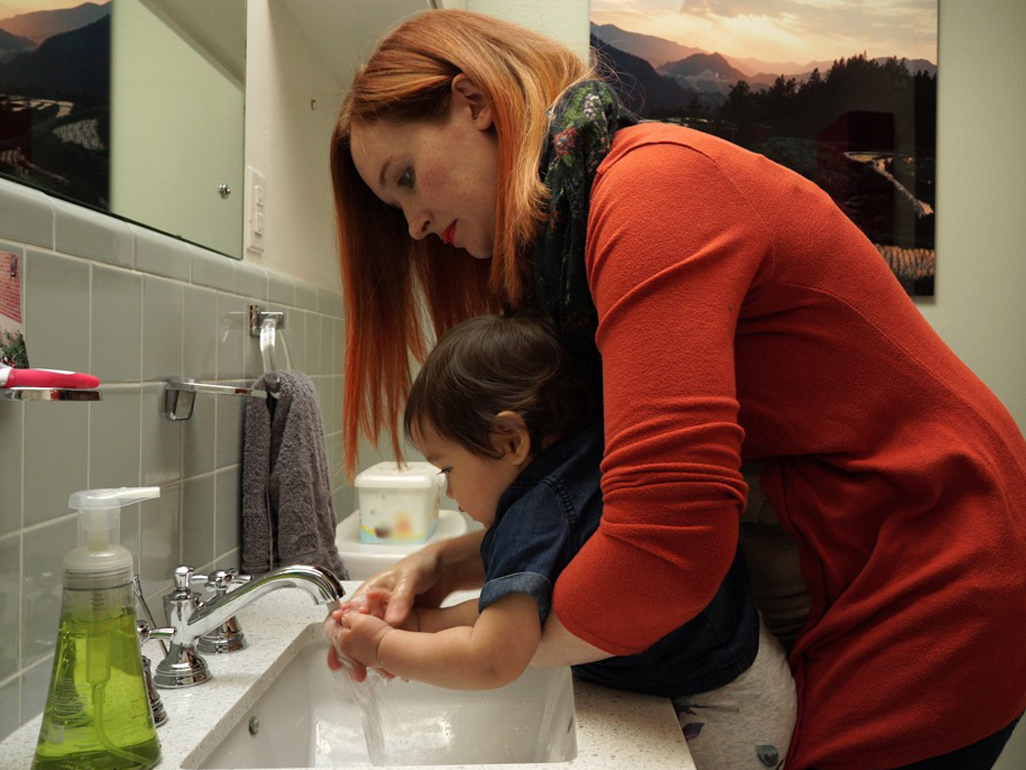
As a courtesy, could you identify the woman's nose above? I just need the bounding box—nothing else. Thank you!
[406,209,430,240]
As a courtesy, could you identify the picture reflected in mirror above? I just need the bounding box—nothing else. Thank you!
[0,1,111,210]
[0,0,245,259]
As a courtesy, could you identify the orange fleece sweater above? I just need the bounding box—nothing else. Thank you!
[551,122,1026,770]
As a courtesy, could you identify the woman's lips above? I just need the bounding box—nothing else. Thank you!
[441,221,456,246]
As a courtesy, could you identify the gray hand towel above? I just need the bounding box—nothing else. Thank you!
[241,371,348,580]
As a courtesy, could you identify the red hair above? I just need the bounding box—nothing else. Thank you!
[331,9,592,476]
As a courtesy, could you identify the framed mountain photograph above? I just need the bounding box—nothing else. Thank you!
[591,1,938,296]
[0,1,110,210]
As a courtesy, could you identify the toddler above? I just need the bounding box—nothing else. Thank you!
[327,312,796,770]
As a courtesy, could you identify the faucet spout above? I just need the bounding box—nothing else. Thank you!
[186,565,344,641]
[153,564,345,689]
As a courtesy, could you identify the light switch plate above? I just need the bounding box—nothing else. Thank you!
[245,166,266,253]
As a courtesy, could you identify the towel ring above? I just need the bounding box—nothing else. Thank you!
[249,306,291,398]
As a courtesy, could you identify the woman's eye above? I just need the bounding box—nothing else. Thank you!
[398,168,414,188]
[438,467,452,476]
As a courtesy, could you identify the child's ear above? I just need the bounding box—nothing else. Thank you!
[492,411,531,465]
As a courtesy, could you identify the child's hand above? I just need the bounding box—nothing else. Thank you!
[338,610,392,673]
[325,588,391,676]
[323,614,352,674]
[324,604,398,680]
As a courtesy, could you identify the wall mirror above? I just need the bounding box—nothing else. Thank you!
[0,0,246,259]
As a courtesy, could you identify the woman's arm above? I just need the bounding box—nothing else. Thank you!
[340,593,541,690]
[532,606,612,668]
[554,135,766,654]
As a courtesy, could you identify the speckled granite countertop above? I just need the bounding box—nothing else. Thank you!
[0,581,694,769]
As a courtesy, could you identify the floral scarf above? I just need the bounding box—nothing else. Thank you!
[528,80,638,374]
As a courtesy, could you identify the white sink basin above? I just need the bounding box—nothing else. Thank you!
[0,587,693,770]
[198,639,576,768]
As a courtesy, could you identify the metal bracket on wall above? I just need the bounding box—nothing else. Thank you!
[163,377,267,422]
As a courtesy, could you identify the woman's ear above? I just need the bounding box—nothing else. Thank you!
[451,73,493,130]
[492,411,531,465]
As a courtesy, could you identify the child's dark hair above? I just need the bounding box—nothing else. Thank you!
[403,312,597,458]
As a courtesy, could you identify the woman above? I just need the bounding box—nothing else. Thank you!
[329,9,1026,770]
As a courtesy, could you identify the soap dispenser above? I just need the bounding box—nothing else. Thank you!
[32,487,162,770]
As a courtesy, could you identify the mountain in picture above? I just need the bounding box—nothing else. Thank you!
[0,27,34,63]
[0,14,109,99]
[592,22,937,102]
[591,22,704,68]
[0,1,109,44]
[592,33,695,117]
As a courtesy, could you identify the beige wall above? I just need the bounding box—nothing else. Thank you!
[921,0,1026,435]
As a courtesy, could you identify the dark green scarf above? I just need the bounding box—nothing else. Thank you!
[529,80,638,373]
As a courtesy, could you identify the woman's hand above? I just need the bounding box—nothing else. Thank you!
[355,530,487,627]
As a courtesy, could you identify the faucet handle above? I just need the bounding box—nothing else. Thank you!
[196,569,249,654]
[172,564,196,592]
[165,565,203,628]
[140,623,176,644]
[206,569,249,592]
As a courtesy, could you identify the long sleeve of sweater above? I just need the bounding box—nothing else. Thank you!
[552,133,764,653]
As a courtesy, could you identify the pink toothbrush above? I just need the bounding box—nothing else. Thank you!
[0,366,100,389]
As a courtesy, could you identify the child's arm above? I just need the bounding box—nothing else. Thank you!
[339,592,541,690]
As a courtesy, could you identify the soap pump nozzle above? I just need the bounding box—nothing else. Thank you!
[64,487,160,585]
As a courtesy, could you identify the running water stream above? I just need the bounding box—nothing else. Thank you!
[332,660,395,765]
[325,601,398,765]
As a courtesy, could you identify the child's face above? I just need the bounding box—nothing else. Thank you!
[412,421,526,528]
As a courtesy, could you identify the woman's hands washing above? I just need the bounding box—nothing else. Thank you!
[355,531,488,626]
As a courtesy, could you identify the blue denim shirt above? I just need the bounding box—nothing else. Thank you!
[479,423,759,697]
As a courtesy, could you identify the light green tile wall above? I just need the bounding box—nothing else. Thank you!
[0,177,351,740]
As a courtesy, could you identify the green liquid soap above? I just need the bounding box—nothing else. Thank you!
[32,584,160,770]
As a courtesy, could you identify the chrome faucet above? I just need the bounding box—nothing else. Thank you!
[150,564,344,689]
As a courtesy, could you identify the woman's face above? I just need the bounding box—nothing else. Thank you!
[349,76,499,259]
